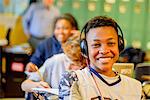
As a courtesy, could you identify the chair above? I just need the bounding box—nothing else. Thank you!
[135,63,150,83]
[142,81,150,99]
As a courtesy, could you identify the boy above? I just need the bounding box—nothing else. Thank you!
[59,16,142,100]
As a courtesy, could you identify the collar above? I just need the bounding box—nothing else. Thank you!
[89,67,121,86]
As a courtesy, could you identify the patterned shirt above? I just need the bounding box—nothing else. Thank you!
[59,67,142,100]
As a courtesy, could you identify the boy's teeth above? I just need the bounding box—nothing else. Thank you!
[98,58,111,62]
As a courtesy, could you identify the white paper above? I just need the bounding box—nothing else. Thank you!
[31,88,59,95]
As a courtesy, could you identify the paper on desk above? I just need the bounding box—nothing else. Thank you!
[31,88,59,95]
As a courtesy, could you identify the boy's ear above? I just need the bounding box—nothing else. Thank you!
[80,39,89,58]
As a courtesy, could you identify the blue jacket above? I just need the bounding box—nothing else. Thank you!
[30,35,63,67]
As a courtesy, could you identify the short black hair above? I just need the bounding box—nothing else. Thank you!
[53,13,78,31]
[81,16,118,37]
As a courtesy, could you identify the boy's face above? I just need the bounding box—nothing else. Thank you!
[54,19,73,43]
[87,26,119,73]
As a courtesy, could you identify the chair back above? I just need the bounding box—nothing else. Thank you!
[135,63,150,82]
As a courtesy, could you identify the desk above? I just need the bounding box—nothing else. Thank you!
[142,75,150,81]
[31,88,59,100]
[0,39,8,97]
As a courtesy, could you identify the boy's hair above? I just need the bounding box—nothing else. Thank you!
[62,33,86,68]
[81,16,119,37]
[53,13,78,32]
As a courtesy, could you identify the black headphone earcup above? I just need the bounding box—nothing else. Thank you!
[118,35,124,52]
[80,39,88,58]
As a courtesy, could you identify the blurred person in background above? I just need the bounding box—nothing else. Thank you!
[119,46,145,67]
[21,32,86,99]
[22,0,60,50]
[25,13,79,72]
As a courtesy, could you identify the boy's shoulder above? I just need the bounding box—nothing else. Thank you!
[120,74,142,86]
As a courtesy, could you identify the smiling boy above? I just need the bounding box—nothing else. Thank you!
[59,16,142,100]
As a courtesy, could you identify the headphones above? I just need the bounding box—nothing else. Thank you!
[80,17,125,58]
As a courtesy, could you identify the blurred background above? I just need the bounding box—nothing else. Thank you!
[1,0,150,50]
[0,0,150,99]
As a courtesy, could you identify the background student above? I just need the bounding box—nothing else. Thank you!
[25,13,79,72]
[21,32,86,99]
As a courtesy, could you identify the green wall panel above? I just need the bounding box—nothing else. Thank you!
[55,0,150,50]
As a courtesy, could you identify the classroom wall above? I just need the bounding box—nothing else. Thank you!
[0,0,150,50]
[0,0,28,46]
[55,0,150,50]
[0,15,28,45]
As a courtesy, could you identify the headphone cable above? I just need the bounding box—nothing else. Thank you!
[86,59,104,100]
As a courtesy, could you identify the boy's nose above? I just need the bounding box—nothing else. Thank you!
[98,46,109,54]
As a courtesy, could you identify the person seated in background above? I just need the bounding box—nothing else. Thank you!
[22,0,60,50]
[119,46,145,67]
[25,13,79,72]
[21,32,86,99]
[59,16,143,100]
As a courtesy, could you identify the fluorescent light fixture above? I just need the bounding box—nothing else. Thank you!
[105,0,116,4]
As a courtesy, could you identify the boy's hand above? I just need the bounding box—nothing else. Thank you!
[25,62,38,72]
[37,81,50,88]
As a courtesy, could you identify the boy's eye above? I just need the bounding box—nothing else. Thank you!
[91,43,101,48]
[107,42,116,46]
